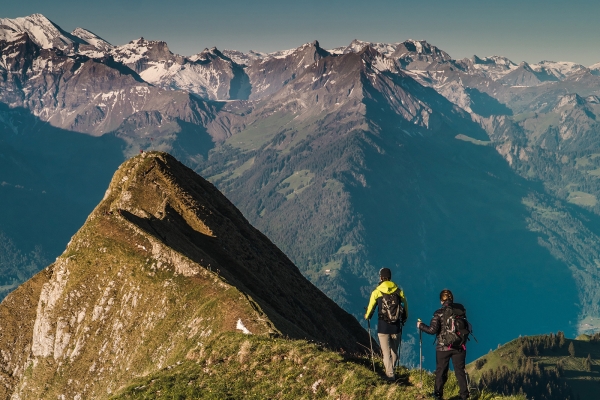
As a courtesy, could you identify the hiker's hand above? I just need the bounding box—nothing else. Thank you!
[416,321,421,329]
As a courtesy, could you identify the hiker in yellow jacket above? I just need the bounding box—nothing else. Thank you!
[365,268,408,381]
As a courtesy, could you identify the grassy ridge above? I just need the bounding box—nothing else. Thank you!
[112,332,523,400]
[467,334,600,399]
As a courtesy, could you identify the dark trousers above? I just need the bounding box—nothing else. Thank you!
[435,349,468,399]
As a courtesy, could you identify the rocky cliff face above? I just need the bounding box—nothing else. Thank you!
[0,152,369,399]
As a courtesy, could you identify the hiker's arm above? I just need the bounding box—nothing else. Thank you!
[364,290,379,320]
[418,313,440,335]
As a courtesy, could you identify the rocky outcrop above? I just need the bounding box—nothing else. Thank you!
[0,152,370,399]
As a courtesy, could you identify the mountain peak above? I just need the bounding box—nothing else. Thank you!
[554,93,586,109]
[0,13,86,50]
[71,27,112,51]
[472,55,516,67]
[111,37,176,67]
[396,39,450,58]
[0,151,370,398]
[391,39,452,69]
[333,39,399,57]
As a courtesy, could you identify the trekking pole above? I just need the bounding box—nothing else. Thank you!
[394,325,403,369]
[418,319,423,388]
[367,318,376,372]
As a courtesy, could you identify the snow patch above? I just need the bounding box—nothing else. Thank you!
[236,319,252,334]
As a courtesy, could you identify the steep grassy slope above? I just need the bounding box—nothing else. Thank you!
[0,152,370,399]
[467,333,600,400]
[110,332,524,400]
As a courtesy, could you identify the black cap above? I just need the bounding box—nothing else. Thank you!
[379,268,391,279]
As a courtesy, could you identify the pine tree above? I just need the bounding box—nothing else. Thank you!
[556,359,564,377]
[585,354,592,372]
[568,342,575,357]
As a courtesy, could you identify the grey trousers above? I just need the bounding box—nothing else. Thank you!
[378,332,401,378]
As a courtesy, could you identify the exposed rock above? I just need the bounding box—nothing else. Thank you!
[0,152,370,399]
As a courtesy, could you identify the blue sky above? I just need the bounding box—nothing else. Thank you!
[4,0,600,65]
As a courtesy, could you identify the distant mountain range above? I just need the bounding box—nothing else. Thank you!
[3,13,600,369]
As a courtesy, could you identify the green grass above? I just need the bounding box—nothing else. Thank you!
[455,134,491,146]
[521,113,560,139]
[111,332,521,400]
[277,170,315,200]
[226,112,296,151]
[230,157,256,179]
[336,244,357,255]
[567,191,598,207]
[511,112,537,123]
[576,156,592,169]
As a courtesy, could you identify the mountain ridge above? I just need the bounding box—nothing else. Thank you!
[0,151,371,399]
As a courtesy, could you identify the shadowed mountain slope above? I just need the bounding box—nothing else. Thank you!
[0,152,370,399]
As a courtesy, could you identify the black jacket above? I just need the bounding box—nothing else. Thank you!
[419,301,467,351]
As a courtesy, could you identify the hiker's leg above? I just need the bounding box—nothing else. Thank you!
[435,350,452,397]
[451,349,469,399]
[390,333,400,368]
[377,333,394,378]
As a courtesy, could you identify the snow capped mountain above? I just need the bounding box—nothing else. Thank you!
[499,61,560,87]
[71,27,112,53]
[587,62,600,76]
[390,39,453,70]
[554,92,587,110]
[468,55,519,80]
[330,39,399,56]
[110,37,182,71]
[220,49,265,65]
[109,40,248,100]
[0,29,40,76]
[144,47,249,100]
[531,60,587,80]
[223,41,325,65]
[461,57,586,84]
[0,26,23,43]
[243,40,331,100]
[0,13,86,51]
[3,12,600,127]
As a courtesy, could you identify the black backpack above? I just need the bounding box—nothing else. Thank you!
[379,290,404,324]
[439,304,470,348]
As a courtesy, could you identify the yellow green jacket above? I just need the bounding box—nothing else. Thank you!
[364,280,408,322]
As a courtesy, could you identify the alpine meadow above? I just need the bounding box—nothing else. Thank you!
[2,10,600,399]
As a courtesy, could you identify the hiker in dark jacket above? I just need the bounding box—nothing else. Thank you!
[417,289,469,400]
[364,268,408,381]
